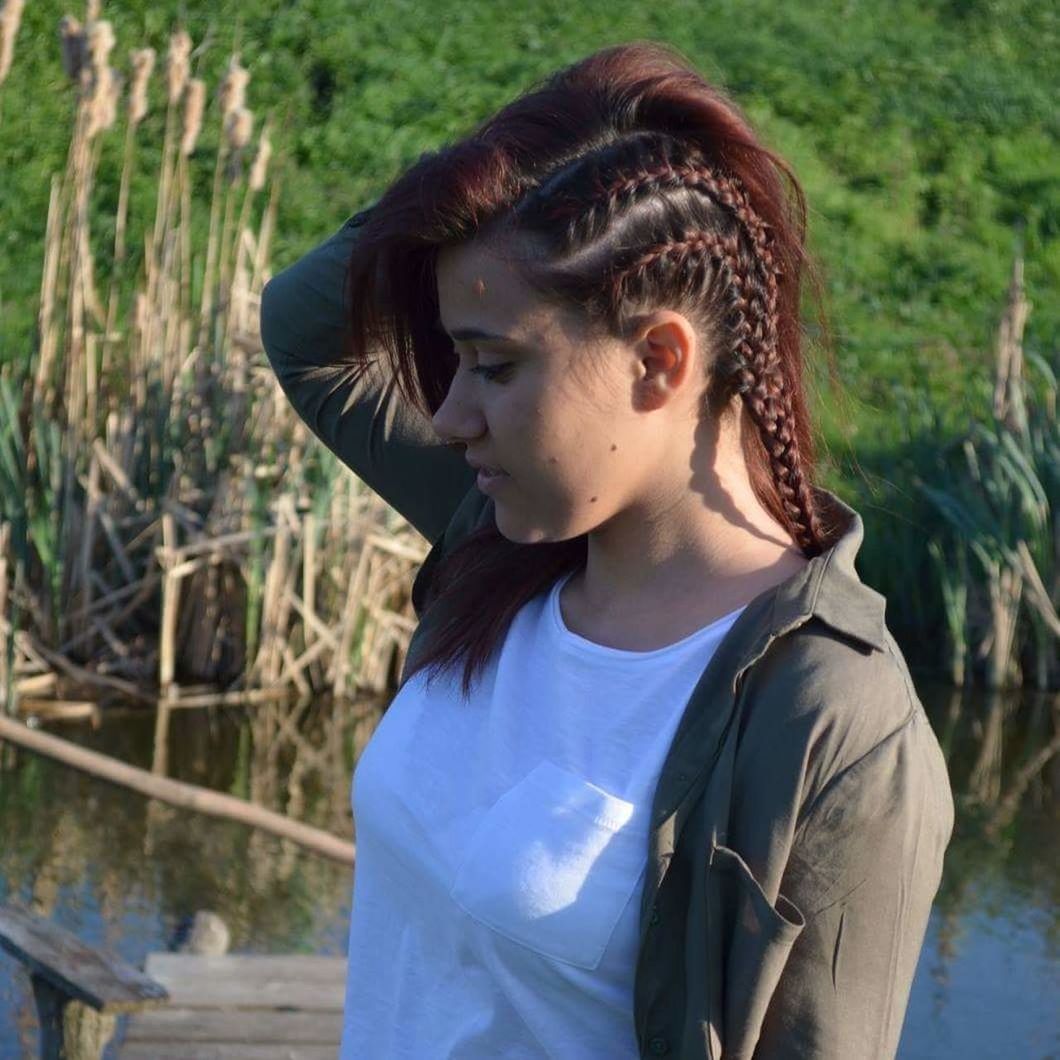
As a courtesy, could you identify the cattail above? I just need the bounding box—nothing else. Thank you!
[165,29,191,105]
[59,15,87,84]
[86,64,122,138]
[0,0,26,86]
[86,19,115,75]
[217,56,249,120]
[224,105,253,152]
[127,47,155,125]
[248,124,272,192]
[180,77,206,156]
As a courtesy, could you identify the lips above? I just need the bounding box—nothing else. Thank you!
[467,458,505,475]
[475,466,509,494]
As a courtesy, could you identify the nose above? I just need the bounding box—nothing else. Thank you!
[431,368,486,446]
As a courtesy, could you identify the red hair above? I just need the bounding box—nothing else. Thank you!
[342,41,840,698]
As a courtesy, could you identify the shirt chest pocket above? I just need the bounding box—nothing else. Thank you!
[448,758,648,971]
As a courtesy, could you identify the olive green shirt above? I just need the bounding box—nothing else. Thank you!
[260,211,955,1059]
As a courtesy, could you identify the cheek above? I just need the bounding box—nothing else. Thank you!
[497,375,621,488]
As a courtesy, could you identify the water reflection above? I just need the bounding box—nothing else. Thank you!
[0,692,384,1057]
[904,682,1059,1059]
[0,681,1056,1057]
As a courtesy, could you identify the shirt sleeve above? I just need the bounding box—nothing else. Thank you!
[754,709,955,1059]
[259,209,476,543]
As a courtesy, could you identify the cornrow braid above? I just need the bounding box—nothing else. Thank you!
[607,187,822,555]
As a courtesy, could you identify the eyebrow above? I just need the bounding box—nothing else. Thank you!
[435,320,522,345]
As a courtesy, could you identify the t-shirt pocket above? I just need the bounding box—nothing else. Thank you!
[448,758,648,970]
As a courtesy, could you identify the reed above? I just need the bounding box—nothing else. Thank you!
[6,7,1051,712]
[913,254,1058,690]
[0,0,24,88]
[104,45,155,350]
[0,5,426,716]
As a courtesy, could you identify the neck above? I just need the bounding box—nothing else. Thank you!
[573,447,809,623]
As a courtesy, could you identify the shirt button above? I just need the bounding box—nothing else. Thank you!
[648,1036,670,1055]
[650,905,660,925]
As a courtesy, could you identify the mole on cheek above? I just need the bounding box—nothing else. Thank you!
[590,496,597,503]
[610,444,617,451]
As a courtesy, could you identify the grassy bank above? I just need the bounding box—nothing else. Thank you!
[2,1,1055,428]
[0,1,1055,707]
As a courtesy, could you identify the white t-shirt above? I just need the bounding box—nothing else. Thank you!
[339,569,746,1059]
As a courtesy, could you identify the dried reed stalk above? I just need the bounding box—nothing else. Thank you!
[992,257,1031,430]
[5,17,429,712]
[158,513,179,694]
[198,56,249,349]
[104,47,156,354]
[0,521,9,713]
[0,0,25,86]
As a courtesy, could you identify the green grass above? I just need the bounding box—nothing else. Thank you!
[2,1,1056,434]
[0,0,1056,684]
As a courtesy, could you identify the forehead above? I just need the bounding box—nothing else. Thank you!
[434,240,564,340]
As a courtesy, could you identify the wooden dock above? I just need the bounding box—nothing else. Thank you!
[120,953,346,1059]
[0,903,346,1060]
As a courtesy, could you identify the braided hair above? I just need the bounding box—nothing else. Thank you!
[484,132,824,555]
[343,42,838,696]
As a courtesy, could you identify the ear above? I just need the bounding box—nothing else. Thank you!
[631,312,697,412]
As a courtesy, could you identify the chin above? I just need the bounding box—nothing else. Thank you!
[491,506,538,544]
[494,507,584,547]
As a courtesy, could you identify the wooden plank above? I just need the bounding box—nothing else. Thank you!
[16,699,102,724]
[0,905,169,1014]
[120,1045,337,1059]
[143,954,346,1010]
[145,953,347,983]
[123,1006,342,1043]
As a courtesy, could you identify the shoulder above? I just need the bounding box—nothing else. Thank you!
[730,616,954,899]
[734,613,925,815]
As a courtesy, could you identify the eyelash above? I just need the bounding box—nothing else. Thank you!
[469,362,512,382]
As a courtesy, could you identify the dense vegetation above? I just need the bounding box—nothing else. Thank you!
[0,0,1055,684]
[4,1,1056,426]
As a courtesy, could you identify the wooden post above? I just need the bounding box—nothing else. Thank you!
[0,905,168,1060]
[158,512,178,697]
[31,975,117,1060]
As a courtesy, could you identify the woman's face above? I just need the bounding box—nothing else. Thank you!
[432,239,704,545]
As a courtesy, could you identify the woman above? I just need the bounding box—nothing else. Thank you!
[260,41,954,1059]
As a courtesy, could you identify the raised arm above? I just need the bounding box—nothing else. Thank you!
[259,209,475,543]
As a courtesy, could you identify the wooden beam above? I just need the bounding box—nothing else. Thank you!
[0,715,355,864]
[0,905,169,1014]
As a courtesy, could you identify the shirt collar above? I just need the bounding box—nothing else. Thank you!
[463,484,887,662]
[764,485,888,655]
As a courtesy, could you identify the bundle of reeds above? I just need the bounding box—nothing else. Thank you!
[0,4,426,716]
[916,254,1059,690]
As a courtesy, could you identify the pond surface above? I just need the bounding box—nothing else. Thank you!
[0,680,1056,1058]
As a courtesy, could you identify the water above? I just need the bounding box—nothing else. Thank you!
[0,681,1056,1058]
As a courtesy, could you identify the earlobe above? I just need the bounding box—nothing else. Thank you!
[633,368,675,412]
[636,340,688,412]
